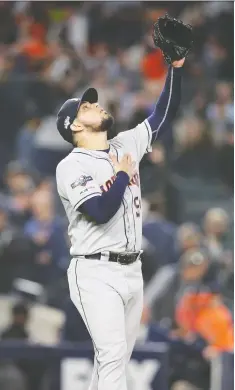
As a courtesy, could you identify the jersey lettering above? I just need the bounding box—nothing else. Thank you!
[100,175,116,193]
[100,173,140,193]
[129,173,140,187]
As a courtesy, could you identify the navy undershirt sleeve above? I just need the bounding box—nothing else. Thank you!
[79,171,129,224]
[148,66,182,143]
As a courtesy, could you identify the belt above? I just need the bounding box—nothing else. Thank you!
[84,251,141,265]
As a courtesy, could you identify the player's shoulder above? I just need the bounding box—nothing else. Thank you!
[110,128,134,149]
[110,122,143,149]
[56,151,82,177]
[110,120,149,145]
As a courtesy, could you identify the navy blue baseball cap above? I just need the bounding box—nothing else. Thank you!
[56,87,98,144]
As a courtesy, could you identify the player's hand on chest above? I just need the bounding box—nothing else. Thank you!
[97,152,140,193]
[110,153,137,181]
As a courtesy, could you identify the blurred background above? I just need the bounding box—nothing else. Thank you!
[0,1,233,390]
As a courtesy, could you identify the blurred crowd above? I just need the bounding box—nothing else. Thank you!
[0,2,233,390]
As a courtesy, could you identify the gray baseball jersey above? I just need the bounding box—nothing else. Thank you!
[56,119,152,256]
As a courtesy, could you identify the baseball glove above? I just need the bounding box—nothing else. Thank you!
[152,14,193,65]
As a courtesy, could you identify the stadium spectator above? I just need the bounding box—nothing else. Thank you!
[142,48,166,81]
[16,114,41,167]
[3,161,36,227]
[141,142,183,223]
[0,301,30,390]
[217,123,234,191]
[0,204,33,293]
[31,116,71,176]
[4,161,36,194]
[1,301,29,340]
[206,81,234,145]
[24,189,69,286]
[175,249,234,354]
[143,194,177,268]
[176,223,202,256]
[172,117,218,179]
[203,207,230,261]
[139,290,210,390]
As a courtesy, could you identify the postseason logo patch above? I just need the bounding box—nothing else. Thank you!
[71,175,93,189]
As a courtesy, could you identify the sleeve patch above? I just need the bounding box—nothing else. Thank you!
[71,175,93,189]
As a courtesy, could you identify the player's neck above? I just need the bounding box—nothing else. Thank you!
[74,132,109,151]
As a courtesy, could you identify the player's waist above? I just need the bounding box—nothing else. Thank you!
[74,251,143,265]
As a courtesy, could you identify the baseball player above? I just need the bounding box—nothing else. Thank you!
[56,51,184,389]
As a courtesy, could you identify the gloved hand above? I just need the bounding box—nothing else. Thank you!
[153,14,193,65]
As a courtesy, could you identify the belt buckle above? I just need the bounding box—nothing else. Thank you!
[116,251,142,265]
[116,253,126,265]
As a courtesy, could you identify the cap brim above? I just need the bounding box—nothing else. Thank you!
[80,88,98,106]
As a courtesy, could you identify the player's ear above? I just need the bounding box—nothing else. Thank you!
[71,119,83,133]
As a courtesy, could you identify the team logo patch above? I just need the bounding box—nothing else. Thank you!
[71,175,93,189]
[64,116,70,129]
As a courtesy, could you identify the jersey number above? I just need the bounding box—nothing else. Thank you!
[134,196,141,217]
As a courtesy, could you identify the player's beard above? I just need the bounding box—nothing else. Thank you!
[90,113,115,138]
[99,114,114,133]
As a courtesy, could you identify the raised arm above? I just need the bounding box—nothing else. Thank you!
[112,60,184,162]
[147,62,183,143]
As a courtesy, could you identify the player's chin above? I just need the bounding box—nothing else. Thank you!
[99,114,114,133]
